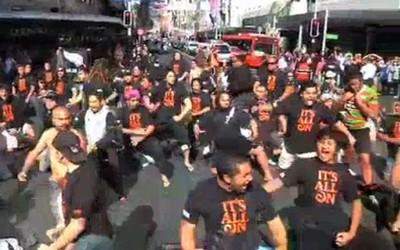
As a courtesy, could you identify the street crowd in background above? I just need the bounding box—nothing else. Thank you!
[0,39,399,249]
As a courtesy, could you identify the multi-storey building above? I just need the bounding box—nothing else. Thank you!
[243,0,400,54]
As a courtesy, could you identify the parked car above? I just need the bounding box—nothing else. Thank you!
[186,41,199,55]
[212,43,231,63]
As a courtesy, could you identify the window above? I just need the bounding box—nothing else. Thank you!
[254,43,273,54]
[225,40,251,51]
[214,45,230,53]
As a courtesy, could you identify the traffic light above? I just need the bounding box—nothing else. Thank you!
[123,10,133,27]
[309,18,320,38]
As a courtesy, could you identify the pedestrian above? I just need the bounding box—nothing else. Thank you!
[264,128,362,250]
[38,131,113,250]
[17,106,86,240]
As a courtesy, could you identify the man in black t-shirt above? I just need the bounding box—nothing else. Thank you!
[119,89,174,188]
[227,55,255,111]
[181,153,287,250]
[38,131,112,250]
[276,81,336,169]
[0,84,32,130]
[153,71,193,170]
[264,129,362,250]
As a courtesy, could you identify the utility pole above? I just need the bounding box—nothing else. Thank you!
[127,1,133,37]
[313,0,318,18]
[321,8,329,55]
[298,24,303,50]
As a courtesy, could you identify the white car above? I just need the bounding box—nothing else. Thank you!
[212,43,231,63]
[186,41,199,55]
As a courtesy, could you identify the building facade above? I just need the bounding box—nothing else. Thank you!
[243,0,400,54]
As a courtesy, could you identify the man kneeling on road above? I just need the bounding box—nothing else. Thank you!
[38,131,113,250]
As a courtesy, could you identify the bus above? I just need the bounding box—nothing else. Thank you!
[222,33,280,68]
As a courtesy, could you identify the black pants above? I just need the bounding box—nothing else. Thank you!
[137,137,174,179]
[285,206,349,250]
[157,121,190,146]
[95,148,125,198]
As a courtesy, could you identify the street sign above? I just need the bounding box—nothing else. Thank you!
[137,28,144,36]
[326,33,339,40]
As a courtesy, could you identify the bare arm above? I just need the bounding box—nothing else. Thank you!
[336,199,362,247]
[391,163,400,190]
[105,91,118,104]
[267,215,288,250]
[278,115,288,135]
[177,97,192,120]
[192,107,211,117]
[49,218,86,250]
[69,89,83,106]
[334,121,356,145]
[20,130,51,174]
[122,125,155,137]
[250,118,259,140]
[180,220,197,250]
[262,178,284,193]
[355,96,378,120]
[348,199,363,237]
[377,132,400,145]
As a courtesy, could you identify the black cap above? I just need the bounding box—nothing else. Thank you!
[43,90,58,100]
[52,131,86,164]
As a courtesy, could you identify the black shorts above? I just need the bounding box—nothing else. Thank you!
[350,128,371,154]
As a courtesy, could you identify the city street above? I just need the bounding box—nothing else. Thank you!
[0,51,396,250]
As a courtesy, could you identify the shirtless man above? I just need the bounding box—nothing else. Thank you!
[17,106,86,241]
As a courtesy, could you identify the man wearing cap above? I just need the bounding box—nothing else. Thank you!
[41,90,60,130]
[38,131,113,250]
[18,106,86,240]
[119,88,174,187]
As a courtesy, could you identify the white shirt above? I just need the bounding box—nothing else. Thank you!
[361,63,377,80]
[84,105,110,147]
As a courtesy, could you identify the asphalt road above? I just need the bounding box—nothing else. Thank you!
[0,51,398,249]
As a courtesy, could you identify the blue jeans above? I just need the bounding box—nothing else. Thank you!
[76,235,113,250]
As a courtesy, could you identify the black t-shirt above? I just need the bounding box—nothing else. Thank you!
[256,117,278,147]
[13,76,31,95]
[50,77,71,103]
[148,64,167,82]
[0,97,32,128]
[62,159,113,239]
[203,108,252,142]
[258,70,288,101]
[154,81,189,122]
[119,105,153,129]
[42,70,55,86]
[276,95,336,154]
[183,178,277,250]
[191,92,211,115]
[282,158,359,210]
[227,65,253,97]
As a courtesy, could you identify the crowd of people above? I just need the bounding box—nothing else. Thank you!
[0,41,399,250]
